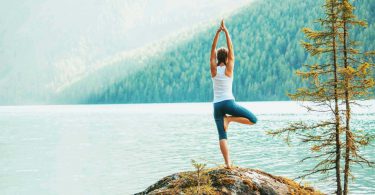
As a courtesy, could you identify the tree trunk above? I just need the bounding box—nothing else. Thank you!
[331,1,342,194]
[342,1,351,194]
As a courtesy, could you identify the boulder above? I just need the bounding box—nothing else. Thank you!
[136,166,324,195]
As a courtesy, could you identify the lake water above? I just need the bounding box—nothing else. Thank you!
[0,101,374,194]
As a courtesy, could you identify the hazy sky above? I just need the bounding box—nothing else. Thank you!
[0,0,254,64]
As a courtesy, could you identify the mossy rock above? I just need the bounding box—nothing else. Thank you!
[136,166,325,195]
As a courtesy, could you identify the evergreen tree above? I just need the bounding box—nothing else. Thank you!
[338,0,375,194]
[269,0,343,193]
[269,1,375,194]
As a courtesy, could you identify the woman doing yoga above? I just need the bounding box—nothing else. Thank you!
[210,19,258,169]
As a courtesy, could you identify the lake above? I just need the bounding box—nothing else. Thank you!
[0,101,374,194]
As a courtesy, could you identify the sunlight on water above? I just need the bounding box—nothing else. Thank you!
[0,101,374,194]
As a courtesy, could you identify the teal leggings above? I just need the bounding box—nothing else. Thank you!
[213,99,258,140]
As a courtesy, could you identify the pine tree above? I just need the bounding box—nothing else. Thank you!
[338,1,375,194]
[269,0,344,194]
[269,1,375,194]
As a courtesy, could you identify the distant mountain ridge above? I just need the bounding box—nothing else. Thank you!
[0,0,252,105]
[67,0,375,104]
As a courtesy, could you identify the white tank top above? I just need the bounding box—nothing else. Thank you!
[212,65,235,103]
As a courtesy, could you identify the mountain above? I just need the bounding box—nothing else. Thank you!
[0,0,251,105]
[77,0,374,104]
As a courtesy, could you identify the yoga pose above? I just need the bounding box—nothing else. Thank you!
[210,19,258,169]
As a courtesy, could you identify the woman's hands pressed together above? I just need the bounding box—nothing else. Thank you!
[217,19,227,33]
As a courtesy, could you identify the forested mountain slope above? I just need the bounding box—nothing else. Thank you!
[85,0,374,103]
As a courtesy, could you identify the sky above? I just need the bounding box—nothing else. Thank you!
[0,0,255,104]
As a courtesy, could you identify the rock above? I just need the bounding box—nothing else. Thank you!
[135,166,324,195]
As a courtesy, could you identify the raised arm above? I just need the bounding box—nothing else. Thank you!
[221,20,235,75]
[210,28,222,77]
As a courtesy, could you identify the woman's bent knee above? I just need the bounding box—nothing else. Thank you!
[251,116,258,124]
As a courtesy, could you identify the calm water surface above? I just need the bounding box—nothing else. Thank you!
[0,101,374,194]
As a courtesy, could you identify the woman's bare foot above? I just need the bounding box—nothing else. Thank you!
[223,115,229,132]
[224,164,232,170]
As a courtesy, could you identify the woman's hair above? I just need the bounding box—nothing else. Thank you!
[216,47,228,65]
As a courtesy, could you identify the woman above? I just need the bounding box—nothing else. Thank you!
[210,19,258,169]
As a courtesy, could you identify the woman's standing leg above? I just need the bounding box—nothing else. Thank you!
[219,140,230,168]
[214,102,231,168]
